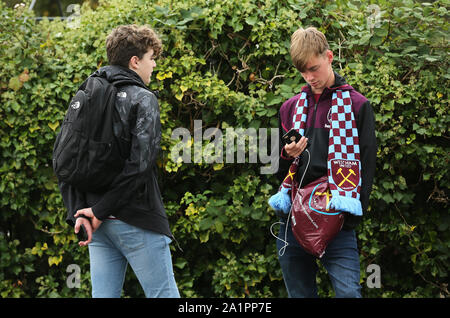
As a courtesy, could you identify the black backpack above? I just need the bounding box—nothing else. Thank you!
[52,75,129,192]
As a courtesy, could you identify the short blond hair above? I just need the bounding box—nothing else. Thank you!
[290,27,329,72]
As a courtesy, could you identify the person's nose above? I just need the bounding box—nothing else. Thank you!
[304,71,314,82]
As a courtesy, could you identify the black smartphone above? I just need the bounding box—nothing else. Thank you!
[282,128,302,144]
[77,224,88,242]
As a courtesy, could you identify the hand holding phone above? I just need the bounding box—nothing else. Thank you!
[74,217,92,246]
[282,128,302,144]
[282,128,310,158]
[76,223,88,242]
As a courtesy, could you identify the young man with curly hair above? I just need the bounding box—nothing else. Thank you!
[58,25,180,298]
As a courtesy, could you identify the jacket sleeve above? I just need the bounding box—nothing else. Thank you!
[275,111,295,183]
[357,100,377,213]
[91,91,162,220]
[58,181,87,227]
[344,100,377,229]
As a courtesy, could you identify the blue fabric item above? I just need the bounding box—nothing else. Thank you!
[276,226,362,298]
[89,219,180,298]
[268,187,291,214]
[327,196,362,216]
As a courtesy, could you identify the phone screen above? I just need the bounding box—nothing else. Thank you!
[282,128,302,144]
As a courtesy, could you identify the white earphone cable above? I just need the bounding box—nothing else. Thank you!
[271,149,311,256]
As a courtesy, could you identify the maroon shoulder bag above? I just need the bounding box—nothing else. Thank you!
[290,175,345,258]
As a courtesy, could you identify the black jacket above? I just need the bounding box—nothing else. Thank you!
[276,72,377,230]
[58,65,172,239]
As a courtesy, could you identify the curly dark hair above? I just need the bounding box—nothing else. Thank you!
[106,24,162,67]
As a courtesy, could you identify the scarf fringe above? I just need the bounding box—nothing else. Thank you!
[327,196,362,216]
[268,187,291,214]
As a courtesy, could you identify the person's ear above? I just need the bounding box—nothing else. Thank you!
[128,56,140,70]
[326,50,333,64]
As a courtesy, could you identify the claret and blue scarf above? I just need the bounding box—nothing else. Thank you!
[269,89,363,217]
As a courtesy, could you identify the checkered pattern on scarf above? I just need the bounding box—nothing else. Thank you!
[292,92,308,137]
[290,89,361,200]
[327,90,361,199]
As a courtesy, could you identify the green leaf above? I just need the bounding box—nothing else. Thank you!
[8,77,22,91]
[215,220,224,233]
[48,122,59,131]
[199,217,214,230]
[245,16,258,26]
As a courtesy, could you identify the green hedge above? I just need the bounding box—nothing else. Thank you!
[0,0,448,297]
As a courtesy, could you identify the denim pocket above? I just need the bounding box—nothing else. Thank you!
[116,222,146,251]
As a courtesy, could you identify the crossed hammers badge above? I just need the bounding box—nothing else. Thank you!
[331,160,360,191]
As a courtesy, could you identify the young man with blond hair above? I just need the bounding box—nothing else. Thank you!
[58,25,180,298]
[273,27,377,297]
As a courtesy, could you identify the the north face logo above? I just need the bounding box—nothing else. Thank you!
[117,91,127,98]
[70,101,80,110]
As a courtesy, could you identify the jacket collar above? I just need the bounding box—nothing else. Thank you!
[92,65,149,90]
[301,71,352,96]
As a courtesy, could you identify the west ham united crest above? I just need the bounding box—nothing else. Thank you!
[331,159,360,191]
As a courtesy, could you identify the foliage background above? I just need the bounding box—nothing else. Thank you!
[3,0,97,17]
[0,0,448,298]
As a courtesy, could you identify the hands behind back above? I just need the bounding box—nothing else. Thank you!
[74,208,103,246]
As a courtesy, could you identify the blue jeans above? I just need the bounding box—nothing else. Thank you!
[88,219,180,298]
[276,221,361,298]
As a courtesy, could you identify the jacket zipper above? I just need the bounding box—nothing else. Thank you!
[310,89,325,133]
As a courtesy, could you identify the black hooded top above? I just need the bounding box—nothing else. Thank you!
[58,65,172,239]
